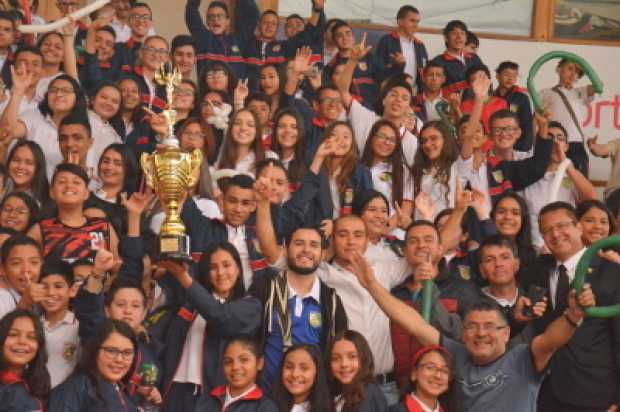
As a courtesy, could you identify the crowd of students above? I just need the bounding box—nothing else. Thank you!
[0,0,617,411]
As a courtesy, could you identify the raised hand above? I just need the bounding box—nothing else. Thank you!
[471,72,491,99]
[350,32,372,61]
[534,110,550,139]
[158,260,190,280]
[10,63,35,95]
[470,189,490,219]
[121,191,156,215]
[234,78,249,105]
[292,46,313,75]
[346,250,375,289]
[253,174,272,203]
[94,248,121,274]
[414,192,434,221]
[568,283,595,319]
[312,0,325,10]
[66,150,80,165]
[513,295,548,322]
[320,219,333,238]
[413,252,438,287]
[144,107,168,136]
[388,202,412,232]
[61,16,77,37]
[454,180,472,213]
[598,249,620,265]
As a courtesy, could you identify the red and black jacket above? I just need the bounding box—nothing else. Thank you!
[429,51,484,95]
[194,385,278,411]
[374,31,428,93]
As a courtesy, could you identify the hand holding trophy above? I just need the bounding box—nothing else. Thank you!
[140,63,203,261]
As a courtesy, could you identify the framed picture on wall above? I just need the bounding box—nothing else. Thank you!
[551,0,620,42]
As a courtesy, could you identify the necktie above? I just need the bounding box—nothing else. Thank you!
[556,264,570,310]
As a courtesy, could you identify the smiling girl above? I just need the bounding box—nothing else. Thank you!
[328,330,387,412]
[157,243,261,412]
[194,337,278,411]
[4,141,50,207]
[391,346,452,412]
[0,310,50,411]
[412,122,460,220]
[272,344,334,412]
[87,83,123,173]
[0,192,40,233]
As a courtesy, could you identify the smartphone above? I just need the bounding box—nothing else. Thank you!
[522,285,548,317]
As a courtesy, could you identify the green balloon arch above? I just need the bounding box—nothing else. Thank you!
[573,236,620,318]
[526,51,604,113]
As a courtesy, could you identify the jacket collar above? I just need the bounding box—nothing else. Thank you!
[0,370,23,385]
[211,384,264,401]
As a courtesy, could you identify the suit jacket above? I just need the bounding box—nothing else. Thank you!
[530,254,620,408]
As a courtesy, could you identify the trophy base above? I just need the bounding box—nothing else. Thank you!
[157,234,193,263]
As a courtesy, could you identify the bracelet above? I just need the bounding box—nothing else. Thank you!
[563,311,583,328]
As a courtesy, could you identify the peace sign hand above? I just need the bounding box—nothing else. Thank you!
[350,32,372,61]
[234,78,249,105]
[10,64,35,95]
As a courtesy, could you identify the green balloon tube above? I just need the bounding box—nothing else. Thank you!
[421,280,432,322]
[573,236,620,318]
[527,51,604,113]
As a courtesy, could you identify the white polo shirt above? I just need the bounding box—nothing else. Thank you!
[541,85,594,143]
[317,257,410,374]
[399,35,417,82]
[414,162,461,220]
[42,310,80,388]
[20,108,62,179]
[348,99,420,166]
[0,288,20,320]
[370,162,414,207]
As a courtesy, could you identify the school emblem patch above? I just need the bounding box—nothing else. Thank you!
[63,342,77,361]
[308,311,322,328]
[358,61,368,71]
[510,103,518,112]
[457,265,471,281]
[379,172,392,182]
[272,44,281,53]
[561,176,572,188]
[232,45,240,53]
[253,238,263,254]
[492,170,504,183]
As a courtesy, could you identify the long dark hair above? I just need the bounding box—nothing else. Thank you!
[74,319,137,403]
[97,143,139,197]
[0,310,51,401]
[38,74,88,118]
[324,121,358,193]
[218,109,265,170]
[117,77,147,128]
[576,199,616,235]
[413,121,458,204]
[491,192,536,262]
[327,330,375,412]
[271,108,306,184]
[0,191,40,231]
[197,242,246,301]
[361,119,406,207]
[6,140,50,205]
[272,344,334,412]
[198,61,238,99]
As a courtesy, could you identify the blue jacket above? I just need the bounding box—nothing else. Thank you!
[185,0,259,79]
[325,52,380,110]
[193,385,278,412]
[374,31,428,92]
[0,378,43,412]
[160,282,261,403]
[48,373,139,412]
[430,51,484,95]
[305,164,373,225]
[77,46,126,95]
[120,65,167,113]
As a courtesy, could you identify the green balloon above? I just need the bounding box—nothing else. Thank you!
[573,236,620,318]
[527,51,604,112]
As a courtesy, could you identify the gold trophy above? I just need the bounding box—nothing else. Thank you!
[140,63,203,261]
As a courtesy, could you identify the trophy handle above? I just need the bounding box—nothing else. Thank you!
[140,152,155,189]
[187,149,204,188]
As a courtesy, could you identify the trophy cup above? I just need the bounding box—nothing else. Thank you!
[140,63,203,261]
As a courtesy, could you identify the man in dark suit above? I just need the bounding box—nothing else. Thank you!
[533,201,620,412]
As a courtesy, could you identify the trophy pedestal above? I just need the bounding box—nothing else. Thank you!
[158,234,192,262]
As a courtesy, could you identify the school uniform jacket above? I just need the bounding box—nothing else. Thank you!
[429,51,484,95]
[194,385,278,412]
[325,52,380,110]
[161,282,261,401]
[120,65,167,112]
[336,383,388,412]
[77,45,126,95]
[185,0,259,79]
[305,164,373,226]
[389,394,445,412]
[0,371,43,412]
[374,31,428,93]
[48,373,139,412]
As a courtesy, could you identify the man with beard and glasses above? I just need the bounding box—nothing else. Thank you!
[249,226,347,393]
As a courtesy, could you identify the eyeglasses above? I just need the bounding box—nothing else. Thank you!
[174,88,194,97]
[418,363,451,377]
[48,87,75,95]
[206,70,226,79]
[463,323,507,334]
[129,14,152,22]
[101,346,134,360]
[207,13,227,22]
[375,132,397,145]
[491,126,519,135]
[319,97,342,106]
[550,133,567,143]
[182,131,205,139]
[541,221,575,237]
[142,47,169,56]
[1,207,29,216]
